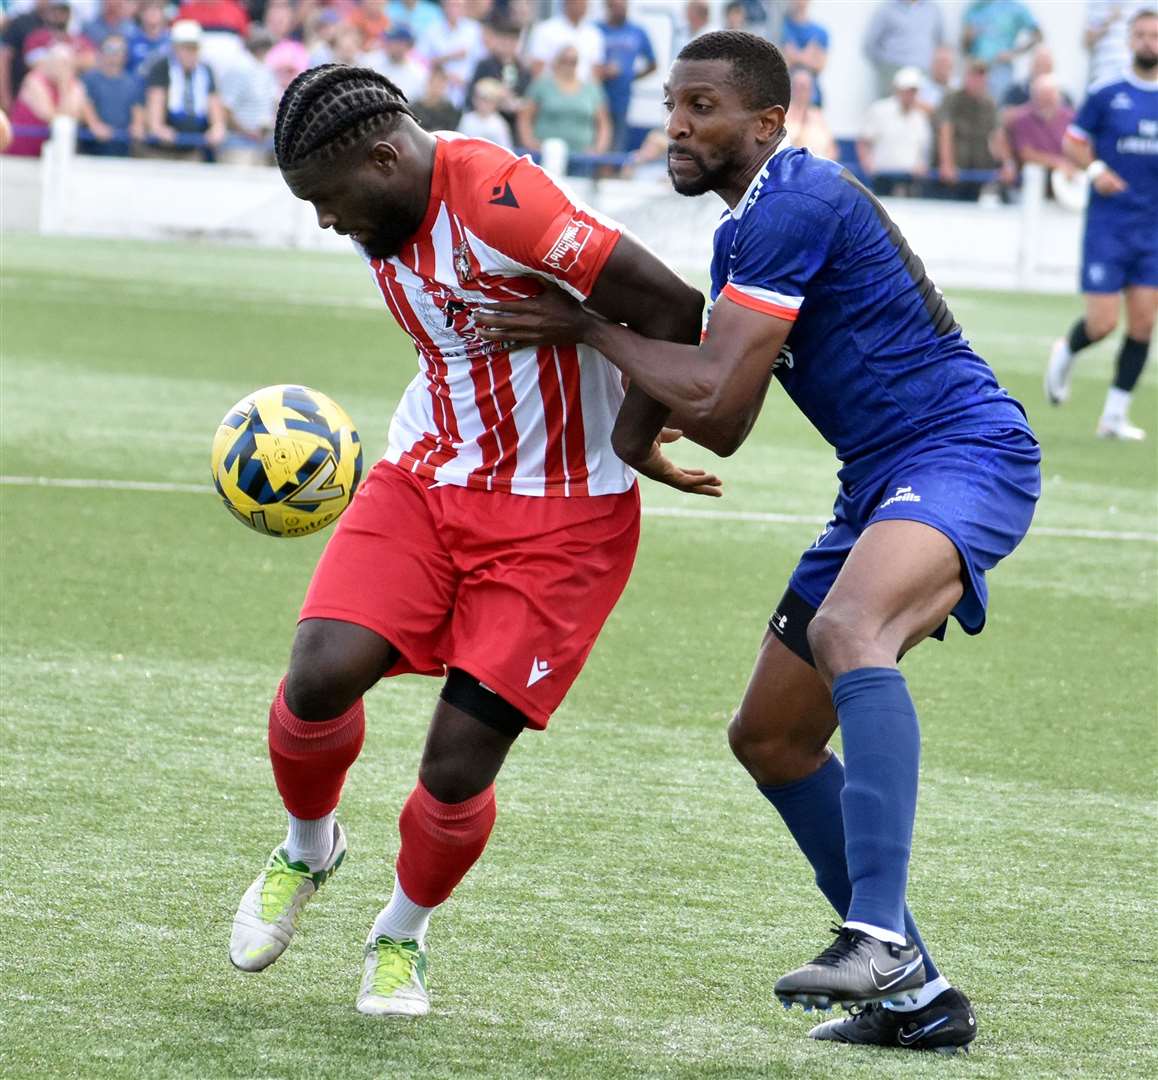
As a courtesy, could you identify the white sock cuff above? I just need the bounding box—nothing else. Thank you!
[884,973,952,1011]
[843,920,907,947]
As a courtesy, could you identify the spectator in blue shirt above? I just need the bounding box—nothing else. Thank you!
[388,0,445,40]
[598,0,656,153]
[781,0,830,105]
[127,0,170,78]
[80,33,141,156]
[962,0,1042,102]
[82,0,137,49]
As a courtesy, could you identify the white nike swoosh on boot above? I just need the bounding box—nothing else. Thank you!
[869,956,923,990]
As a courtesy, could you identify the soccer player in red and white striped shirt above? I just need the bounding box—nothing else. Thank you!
[228,65,718,1016]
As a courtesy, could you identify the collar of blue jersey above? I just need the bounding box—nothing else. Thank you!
[1124,70,1158,92]
[730,138,793,220]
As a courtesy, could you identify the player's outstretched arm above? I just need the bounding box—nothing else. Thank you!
[477,290,788,458]
[581,233,703,465]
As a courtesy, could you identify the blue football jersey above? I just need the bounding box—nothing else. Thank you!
[1070,74,1158,229]
[709,146,1032,487]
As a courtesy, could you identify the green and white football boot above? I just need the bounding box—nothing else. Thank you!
[356,935,429,1017]
[229,824,346,972]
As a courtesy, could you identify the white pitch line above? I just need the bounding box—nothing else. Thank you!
[0,475,211,495]
[2,474,1156,544]
[643,504,1158,543]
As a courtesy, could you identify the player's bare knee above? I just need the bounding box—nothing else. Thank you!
[284,665,363,721]
[728,709,784,766]
[806,607,852,672]
[418,753,489,805]
[728,709,808,783]
[284,620,391,720]
[727,709,757,765]
[284,638,370,721]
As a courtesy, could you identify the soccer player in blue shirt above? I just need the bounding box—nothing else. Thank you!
[477,31,1041,1056]
[1045,7,1157,441]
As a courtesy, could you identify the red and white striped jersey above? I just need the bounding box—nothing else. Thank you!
[366,133,634,497]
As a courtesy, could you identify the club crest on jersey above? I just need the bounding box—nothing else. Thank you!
[415,281,478,338]
[1110,92,1133,110]
[544,217,592,273]
[453,240,477,286]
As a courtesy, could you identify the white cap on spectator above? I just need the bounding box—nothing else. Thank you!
[893,67,923,91]
[171,19,203,46]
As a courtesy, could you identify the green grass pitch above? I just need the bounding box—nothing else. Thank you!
[1,234,1155,1080]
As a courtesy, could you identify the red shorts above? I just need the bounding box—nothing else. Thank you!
[301,461,641,728]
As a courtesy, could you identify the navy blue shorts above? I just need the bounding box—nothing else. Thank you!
[786,428,1041,639]
[1082,218,1158,293]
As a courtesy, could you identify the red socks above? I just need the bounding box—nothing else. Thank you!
[267,679,366,819]
[395,780,497,907]
[267,680,495,905]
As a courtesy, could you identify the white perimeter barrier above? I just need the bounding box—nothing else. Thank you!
[4,117,1082,294]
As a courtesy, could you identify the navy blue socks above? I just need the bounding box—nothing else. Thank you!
[833,666,921,939]
[758,748,940,980]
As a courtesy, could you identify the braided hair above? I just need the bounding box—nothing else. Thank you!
[274,64,416,170]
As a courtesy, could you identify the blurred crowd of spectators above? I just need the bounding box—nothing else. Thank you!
[0,0,1147,203]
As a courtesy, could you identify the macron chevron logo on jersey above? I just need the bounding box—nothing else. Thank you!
[527,657,553,687]
[488,181,519,207]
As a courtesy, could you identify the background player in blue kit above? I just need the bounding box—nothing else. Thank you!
[477,30,1041,1056]
[1046,8,1158,440]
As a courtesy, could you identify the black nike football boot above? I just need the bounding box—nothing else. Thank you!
[774,925,925,1010]
[808,987,978,1055]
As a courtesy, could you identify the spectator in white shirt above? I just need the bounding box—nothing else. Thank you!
[218,25,279,165]
[1084,1,1150,84]
[417,0,483,108]
[526,0,605,81]
[858,65,933,196]
[372,26,428,103]
[457,76,512,147]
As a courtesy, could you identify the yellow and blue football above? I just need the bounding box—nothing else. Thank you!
[211,384,362,538]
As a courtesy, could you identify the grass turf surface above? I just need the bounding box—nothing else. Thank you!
[1,234,1155,1080]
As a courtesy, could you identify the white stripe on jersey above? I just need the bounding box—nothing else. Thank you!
[726,282,805,310]
[376,206,633,498]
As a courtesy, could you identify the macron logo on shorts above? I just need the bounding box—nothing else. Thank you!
[527,657,553,687]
